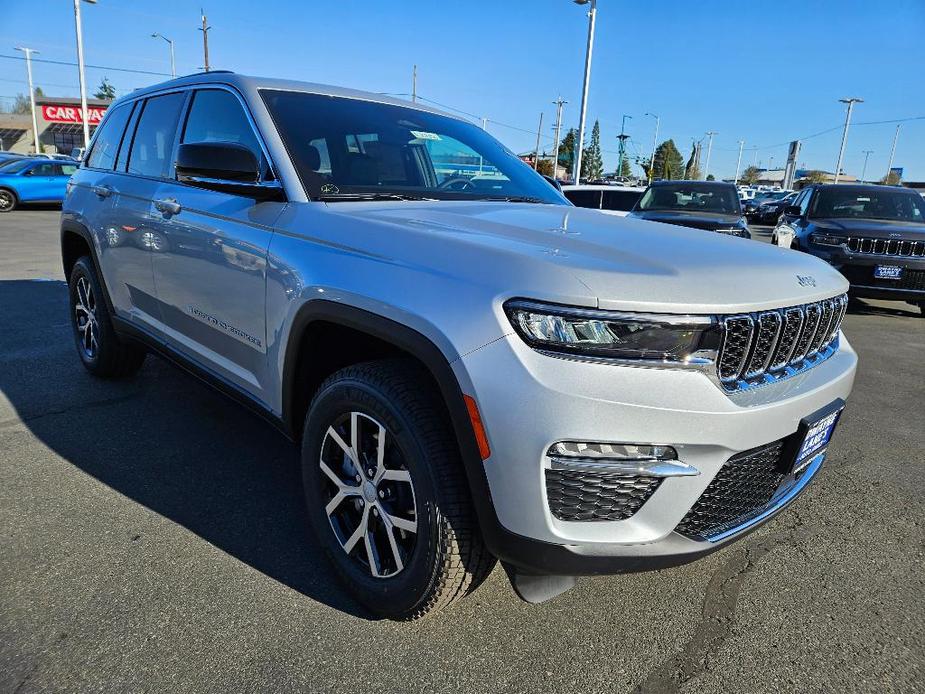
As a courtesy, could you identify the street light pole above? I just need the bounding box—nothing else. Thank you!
[551,96,567,181]
[885,124,901,184]
[645,112,659,183]
[73,0,97,149]
[572,0,597,184]
[151,33,176,78]
[411,64,417,103]
[860,150,873,183]
[14,47,41,155]
[833,97,863,184]
[703,131,717,180]
[199,10,211,72]
[532,111,544,171]
[733,139,745,184]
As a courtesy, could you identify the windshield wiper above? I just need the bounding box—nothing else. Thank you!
[482,196,546,204]
[317,192,438,202]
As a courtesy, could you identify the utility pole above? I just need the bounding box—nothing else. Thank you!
[411,64,417,103]
[73,0,96,149]
[885,124,901,184]
[551,96,567,182]
[703,131,717,180]
[617,114,631,177]
[833,97,863,184]
[572,0,597,184]
[860,150,873,183]
[645,112,659,183]
[733,139,745,184]
[14,47,41,155]
[199,10,211,72]
[532,112,544,171]
[753,149,759,167]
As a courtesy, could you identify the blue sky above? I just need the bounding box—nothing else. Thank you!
[2,0,923,180]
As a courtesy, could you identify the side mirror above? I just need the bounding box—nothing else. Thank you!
[784,205,801,217]
[176,142,284,201]
[177,142,259,183]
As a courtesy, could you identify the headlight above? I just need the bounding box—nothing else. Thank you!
[811,233,845,247]
[504,300,720,364]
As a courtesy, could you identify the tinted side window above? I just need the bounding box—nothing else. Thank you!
[127,92,186,178]
[798,189,812,215]
[602,190,643,211]
[58,163,78,176]
[86,102,132,170]
[182,89,261,159]
[564,190,602,208]
[30,163,58,177]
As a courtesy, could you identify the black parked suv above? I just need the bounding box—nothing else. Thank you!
[778,184,925,315]
[628,180,751,238]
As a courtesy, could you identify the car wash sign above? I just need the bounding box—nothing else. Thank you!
[41,103,107,125]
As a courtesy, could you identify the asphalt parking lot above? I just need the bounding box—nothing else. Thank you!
[1,210,923,693]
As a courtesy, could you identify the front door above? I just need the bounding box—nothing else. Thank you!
[149,88,285,403]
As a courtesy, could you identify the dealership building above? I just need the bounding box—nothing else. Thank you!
[0,96,109,155]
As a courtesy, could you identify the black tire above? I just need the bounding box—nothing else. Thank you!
[301,359,495,620]
[0,188,17,212]
[68,256,146,378]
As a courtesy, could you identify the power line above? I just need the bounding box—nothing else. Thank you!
[0,53,172,77]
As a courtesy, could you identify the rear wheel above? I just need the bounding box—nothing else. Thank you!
[0,189,17,212]
[301,359,495,620]
[68,256,146,377]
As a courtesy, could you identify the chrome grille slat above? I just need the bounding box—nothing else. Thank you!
[718,316,754,382]
[847,236,924,257]
[718,293,847,392]
[744,311,782,379]
[808,299,835,357]
[769,307,803,371]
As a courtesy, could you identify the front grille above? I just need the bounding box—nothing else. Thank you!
[717,293,848,391]
[545,468,661,522]
[846,236,925,257]
[675,440,788,540]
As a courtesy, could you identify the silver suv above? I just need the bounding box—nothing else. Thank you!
[61,73,857,619]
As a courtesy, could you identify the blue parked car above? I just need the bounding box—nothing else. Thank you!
[0,158,78,212]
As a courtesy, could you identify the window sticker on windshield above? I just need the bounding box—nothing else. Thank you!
[410,130,441,141]
[857,197,870,202]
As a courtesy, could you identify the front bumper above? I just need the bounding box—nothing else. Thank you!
[799,243,925,302]
[456,329,857,575]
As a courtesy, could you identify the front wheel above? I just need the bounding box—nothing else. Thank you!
[301,359,495,620]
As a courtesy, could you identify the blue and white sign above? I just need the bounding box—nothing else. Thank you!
[874,265,903,280]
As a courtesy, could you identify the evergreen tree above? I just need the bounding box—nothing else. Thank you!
[880,171,901,185]
[557,128,577,175]
[652,139,684,180]
[94,77,116,100]
[581,120,604,180]
[684,143,701,180]
[618,157,632,178]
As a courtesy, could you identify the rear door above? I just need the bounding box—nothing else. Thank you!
[148,87,285,402]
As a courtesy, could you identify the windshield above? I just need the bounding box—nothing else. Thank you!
[809,187,925,222]
[0,159,34,174]
[260,90,566,204]
[636,184,741,214]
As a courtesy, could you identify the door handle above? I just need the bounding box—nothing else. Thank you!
[154,198,181,216]
[91,184,114,198]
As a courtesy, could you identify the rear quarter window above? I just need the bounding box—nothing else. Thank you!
[86,102,133,170]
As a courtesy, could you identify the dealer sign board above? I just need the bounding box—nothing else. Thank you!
[41,104,108,125]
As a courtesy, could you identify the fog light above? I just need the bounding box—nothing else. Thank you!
[547,441,697,477]
[548,441,677,461]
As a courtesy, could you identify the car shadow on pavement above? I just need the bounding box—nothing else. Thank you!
[846,296,921,319]
[0,279,367,618]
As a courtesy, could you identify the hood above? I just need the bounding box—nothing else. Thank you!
[812,217,925,239]
[316,201,848,314]
[629,210,743,231]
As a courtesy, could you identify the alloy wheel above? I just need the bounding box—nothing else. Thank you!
[74,276,99,359]
[319,411,417,578]
[0,191,13,211]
